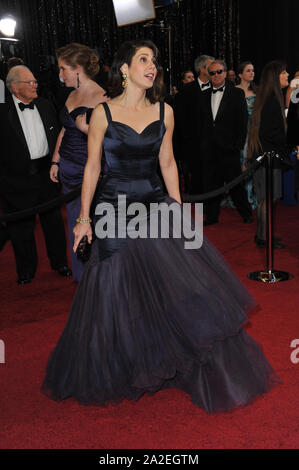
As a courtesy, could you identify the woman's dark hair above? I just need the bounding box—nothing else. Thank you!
[247,60,287,158]
[107,39,165,103]
[181,69,193,80]
[56,43,99,78]
[238,61,257,93]
[7,57,24,70]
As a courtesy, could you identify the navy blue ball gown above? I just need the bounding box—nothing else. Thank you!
[59,105,90,282]
[42,102,280,413]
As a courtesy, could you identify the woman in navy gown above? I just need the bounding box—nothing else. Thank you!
[42,40,280,414]
[50,43,108,282]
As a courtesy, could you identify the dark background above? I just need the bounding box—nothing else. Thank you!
[0,0,298,88]
[239,0,299,80]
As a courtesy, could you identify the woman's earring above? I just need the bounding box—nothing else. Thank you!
[76,72,80,88]
[121,73,128,88]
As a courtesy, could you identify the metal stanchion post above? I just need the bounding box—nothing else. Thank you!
[266,150,274,273]
[248,151,293,283]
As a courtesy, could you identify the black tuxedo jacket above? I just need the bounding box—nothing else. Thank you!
[200,84,248,156]
[0,95,59,194]
[173,79,206,162]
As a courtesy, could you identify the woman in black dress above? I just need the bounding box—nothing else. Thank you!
[247,61,289,248]
[42,40,280,413]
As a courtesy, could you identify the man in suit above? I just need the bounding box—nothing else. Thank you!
[200,59,253,226]
[174,55,214,194]
[0,65,71,284]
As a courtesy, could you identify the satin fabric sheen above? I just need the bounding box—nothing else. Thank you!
[42,102,280,413]
[59,106,89,282]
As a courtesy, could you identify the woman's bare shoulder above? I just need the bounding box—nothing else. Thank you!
[163,101,173,114]
[90,102,109,127]
[163,101,174,122]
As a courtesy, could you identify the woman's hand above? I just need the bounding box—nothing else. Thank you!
[76,113,89,135]
[50,163,59,182]
[73,222,93,253]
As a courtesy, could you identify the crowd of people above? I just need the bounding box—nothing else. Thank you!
[1,36,298,414]
[1,45,299,282]
[172,54,299,249]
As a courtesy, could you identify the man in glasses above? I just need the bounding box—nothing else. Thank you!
[0,65,71,284]
[199,59,253,226]
[174,55,214,194]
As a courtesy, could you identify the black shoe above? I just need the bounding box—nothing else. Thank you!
[56,265,72,277]
[254,237,266,247]
[17,275,33,285]
[203,219,218,226]
[273,240,286,249]
[243,216,253,223]
[254,235,283,244]
[255,237,285,249]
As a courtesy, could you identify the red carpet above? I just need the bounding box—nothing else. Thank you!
[1,205,299,449]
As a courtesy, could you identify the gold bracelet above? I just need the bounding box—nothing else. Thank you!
[76,217,92,224]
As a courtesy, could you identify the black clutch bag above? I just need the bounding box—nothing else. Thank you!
[76,235,92,262]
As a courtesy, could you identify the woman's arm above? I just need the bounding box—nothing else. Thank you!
[75,93,109,135]
[73,104,107,252]
[50,127,65,182]
[75,114,89,135]
[158,103,182,204]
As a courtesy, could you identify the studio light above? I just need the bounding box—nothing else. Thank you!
[0,16,17,37]
[112,0,155,27]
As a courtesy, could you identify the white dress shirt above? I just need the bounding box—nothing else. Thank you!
[211,86,225,121]
[0,80,5,103]
[13,95,49,159]
[197,78,211,91]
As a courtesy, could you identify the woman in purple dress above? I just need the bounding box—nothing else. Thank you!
[50,43,108,282]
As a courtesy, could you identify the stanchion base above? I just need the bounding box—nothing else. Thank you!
[248,270,293,283]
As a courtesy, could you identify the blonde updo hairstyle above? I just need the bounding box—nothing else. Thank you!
[56,42,99,78]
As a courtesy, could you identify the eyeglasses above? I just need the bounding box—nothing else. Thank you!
[16,80,38,86]
[209,70,224,76]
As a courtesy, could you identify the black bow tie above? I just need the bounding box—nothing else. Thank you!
[18,102,34,111]
[201,82,210,90]
[212,86,225,94]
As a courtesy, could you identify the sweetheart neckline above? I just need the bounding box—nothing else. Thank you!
[64,105,89,115]
[108,120,162,136]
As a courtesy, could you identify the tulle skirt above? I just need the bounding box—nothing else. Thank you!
[41,201,280,413]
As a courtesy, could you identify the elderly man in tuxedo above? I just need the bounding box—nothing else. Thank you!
[174,55,214,194]
[0,65,71,284]
[200,59,253,226]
